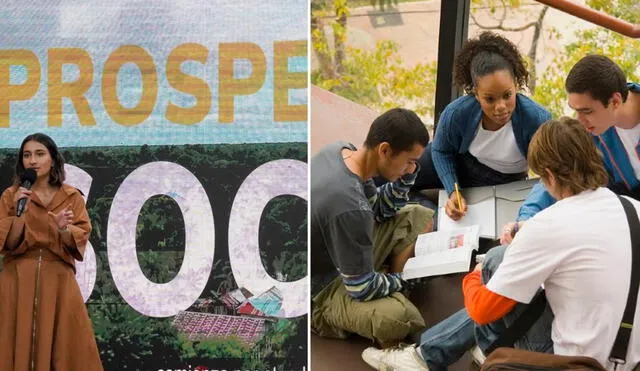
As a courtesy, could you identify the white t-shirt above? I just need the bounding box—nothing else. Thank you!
[487,188,640,370]
[615,125,640,180]
[468,120,528,174]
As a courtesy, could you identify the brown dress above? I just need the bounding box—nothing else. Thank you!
[0,184,103,371]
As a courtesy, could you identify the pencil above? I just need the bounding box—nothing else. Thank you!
[454,182,462,211]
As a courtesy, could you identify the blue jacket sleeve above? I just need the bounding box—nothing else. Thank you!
[432,109,459,195]
[516,181,556,221]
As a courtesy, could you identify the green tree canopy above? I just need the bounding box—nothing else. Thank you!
[533,0,640,116]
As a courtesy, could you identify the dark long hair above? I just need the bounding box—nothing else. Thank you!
[15,133,65,187]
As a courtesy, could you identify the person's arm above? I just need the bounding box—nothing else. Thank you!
[4,218,25,251]
[432,107,470,220]
[342,270,403,302]
[52,191,91,261]
[328,211,404,302]
[366,164,420,223]
[431,109,460,195]
[465,215,560,324]
[516,182,556,222]
[0,187,27,253]
[462,269,518,324]
[486,216,561,304]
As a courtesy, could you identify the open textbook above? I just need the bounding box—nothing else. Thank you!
[402,225,480,280]
[437,179,538,239]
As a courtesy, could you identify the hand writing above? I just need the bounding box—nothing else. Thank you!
[445,192,467,221]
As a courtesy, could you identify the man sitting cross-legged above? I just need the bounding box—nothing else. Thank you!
[311,108,435,346]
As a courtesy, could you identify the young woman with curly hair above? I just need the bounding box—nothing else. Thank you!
[413,31,551,222]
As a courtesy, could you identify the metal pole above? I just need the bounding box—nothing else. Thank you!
[535,0,640,38]
[434,0,471,132]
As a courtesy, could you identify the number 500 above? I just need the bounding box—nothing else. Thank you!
[67,159,307,319]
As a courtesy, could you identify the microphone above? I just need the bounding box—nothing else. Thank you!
[16,168,37,217]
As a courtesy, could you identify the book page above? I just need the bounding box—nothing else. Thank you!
[409,247,470,266]
[402,247,474,279]
[415,225,480,256]
[438,195,496,238]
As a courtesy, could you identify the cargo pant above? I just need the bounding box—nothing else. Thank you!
[311,204,434,344]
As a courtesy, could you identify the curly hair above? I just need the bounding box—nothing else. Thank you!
[528,117,608,195]
[454,31,529,94]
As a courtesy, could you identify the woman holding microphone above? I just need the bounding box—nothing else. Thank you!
[0,133,102,370]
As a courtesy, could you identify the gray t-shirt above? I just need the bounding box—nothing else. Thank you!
[310,141,377,296]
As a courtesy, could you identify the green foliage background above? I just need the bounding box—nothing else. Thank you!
[0,143,307,371]
[532,0,640,117]
[311,0,437,119]
[312,0,640,120]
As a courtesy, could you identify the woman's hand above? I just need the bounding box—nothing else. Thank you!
[13,187,32,214]
[445,192,467,221]
[49,205,74,231]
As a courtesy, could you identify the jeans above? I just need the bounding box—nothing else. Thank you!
[416,245,554,371]
[412,142,527,191]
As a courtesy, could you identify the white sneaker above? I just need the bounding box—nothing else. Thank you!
[361,344,429,370]
[362,346,385,369]
[470,345,486,365]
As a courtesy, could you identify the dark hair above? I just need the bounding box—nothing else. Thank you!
[454,31,529,94]
[364,108,429,153]
[15,133,65,187]
[528,117,608,195]
[565,55,628,106]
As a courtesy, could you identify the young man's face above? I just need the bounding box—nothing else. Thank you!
[377,143,424,182]
[567,92,620,135]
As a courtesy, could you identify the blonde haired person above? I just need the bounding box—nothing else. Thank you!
[363,118,640,370]
[527,116,609,193]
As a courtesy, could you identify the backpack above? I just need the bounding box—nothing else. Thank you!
[482,347,605,370]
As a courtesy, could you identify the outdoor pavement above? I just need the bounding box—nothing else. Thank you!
[312,0,595,73]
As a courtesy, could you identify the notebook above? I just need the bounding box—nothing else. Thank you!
[437,179,538,239]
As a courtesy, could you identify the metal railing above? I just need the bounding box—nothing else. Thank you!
[536,0,640,38]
